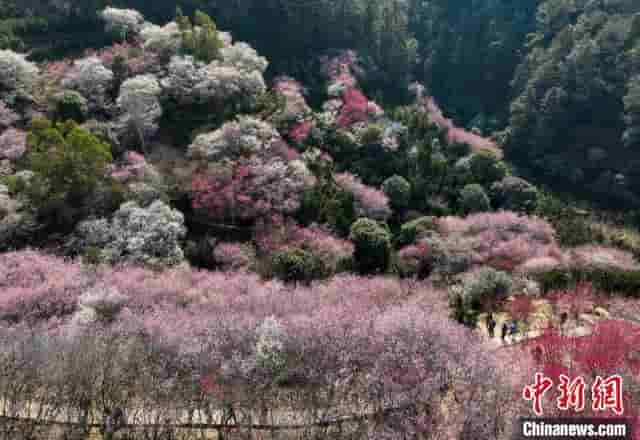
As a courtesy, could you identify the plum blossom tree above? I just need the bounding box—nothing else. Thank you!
[568,245,639,273]
[161,54,267,110]
[188,115,279,162]
[0,184,36,250]
[0,102,19,129]
[219,42,268,74]
[418,91,503,158]
[160,55,206,104]
[335,172,391,221]
[139,22,182,55]
[73,200,186,267]
[116,74,162,150]
[195,63,267,107]
[62,57,114,113]
[85,43,160,82]
[188,115,315,223]
[272,76,312,135]
[159,27,267,114]
[245,316,287,375]
[439,211,562,272]
[213,242,256,272]
[316,52,408,157]
[100,7,145,39]
[72,286,129,327]
[0,50,39,100]
[191,157,315,223]
[108,151,166,206]
[336,88,370,128]
[0,128,27,161]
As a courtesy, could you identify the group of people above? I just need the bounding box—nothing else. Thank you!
[486,313,518,342]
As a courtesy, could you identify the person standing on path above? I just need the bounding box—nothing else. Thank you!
[487,313,497,338]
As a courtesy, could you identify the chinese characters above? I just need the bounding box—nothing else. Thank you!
[523,373,624,416]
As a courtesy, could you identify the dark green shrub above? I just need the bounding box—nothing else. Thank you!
[595,269,640,296]
[18,118,113,229]
[51,90,88,123]
[396,216,437,246]
[272,247,321,283]
[458,184,490,214]
[534,270,573,293]
[382,175,411,211]
[534,268,640,297]
[451,268,513,325]
[349,218,392,274]
[177,9,224,63]
[424,196,451,216]
[469,151,507,186]
[296,185,357,236]
[360,123,384,146]
[184,236,218,269]
[447,142,471,160]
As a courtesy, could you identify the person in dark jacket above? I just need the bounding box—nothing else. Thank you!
[487,313,497,338]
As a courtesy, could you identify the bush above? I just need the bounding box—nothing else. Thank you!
[349,218,392,274]
[424,195,451,216]
[19,119,113,229]
[451,268,513,325]
[177,10,224,63]
[396,216,437,247]
[491,176,538,213]
[382,175,411,211]
[272,247,321,283]
[534,268,640,297]
[447,142,471,160]
[51,90,88,123]
[184,236,218,269]
[458,184,490,214]
[360,123,384,146]
[469,151,507,186]
[296,185,357,236]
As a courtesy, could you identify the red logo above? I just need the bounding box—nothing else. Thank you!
[523,374,624,416]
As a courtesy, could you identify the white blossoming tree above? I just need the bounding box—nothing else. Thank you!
[161,40,268,109]
[73,286,129,327]
[101,7,146,39]
[139,22,182,55]
[219,42,268,74]
[117,74,162,150]
[63,57,114,113]
[187,116,279,161]
[0,50,39,101]
[244,316,287,375]
[74,200,186,267]
[160,56,207,105]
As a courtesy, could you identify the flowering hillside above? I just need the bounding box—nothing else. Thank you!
[1,4,640,439]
